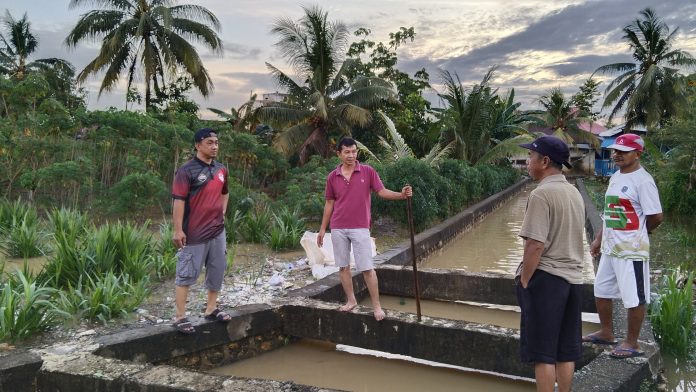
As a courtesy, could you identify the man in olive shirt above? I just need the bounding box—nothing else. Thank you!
[516,136,586,392]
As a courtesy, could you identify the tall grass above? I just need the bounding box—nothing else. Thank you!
[0,270,57,342]
[153,221,177,279]
[240,205,272,243]
[52,273,149,324]
[268,207,306,251]
[225,209,244,244]
[39,221,154,288]
[650,269,695,357]
[0,212,49,258]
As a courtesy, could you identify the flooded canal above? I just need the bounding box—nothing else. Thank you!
[210,338,536,392]
[423,187,596,281]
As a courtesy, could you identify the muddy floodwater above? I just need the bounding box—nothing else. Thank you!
[423,187,596,281]
[364,295,599,334]
[210,339,536,392]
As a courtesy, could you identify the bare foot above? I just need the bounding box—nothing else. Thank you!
[339,302,357,312]
[373,307,385,321]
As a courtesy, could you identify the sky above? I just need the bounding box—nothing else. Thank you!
[3,0,696,119]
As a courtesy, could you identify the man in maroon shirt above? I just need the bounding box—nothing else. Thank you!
[317,137,412,321]
[171,128,231,334]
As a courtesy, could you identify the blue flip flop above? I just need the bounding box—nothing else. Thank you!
[582,334,618,345]
[610,347,644,359]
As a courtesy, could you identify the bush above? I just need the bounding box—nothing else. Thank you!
[39,221,154,289]
[438,159,483,213]
[372,158,448,231]
[0,271,57,342]
[240,205,273,243]
[107,171,168,215]
[272,156,337,219]
[53,273,149,324]
[268,208,306,251]
[649,269,695,357]
[0,202,49,258]
[153,221,177,280]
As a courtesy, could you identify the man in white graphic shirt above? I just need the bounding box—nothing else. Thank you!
[582,133,663,359]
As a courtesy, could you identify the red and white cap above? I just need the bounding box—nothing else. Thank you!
[607,133,644,152]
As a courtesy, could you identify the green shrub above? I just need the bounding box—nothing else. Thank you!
[224,209,245,244]
[0,270,57,342]
[438,159,485,213]
[107,172,167,215]
[272,155,337,219]
[268,208,306,251]
[39,221,154,288]
[649,269,695,357]
[372,158,448,231]
[153,221,177,280]
[0,205,49,258]
[53,273,149,324]
[240,205,273,243]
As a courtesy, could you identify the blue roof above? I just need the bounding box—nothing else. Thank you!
[600,137,616,149]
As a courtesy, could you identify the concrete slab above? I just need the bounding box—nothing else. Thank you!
[375,264,597,312]
[95,303,282,363]
[0,351,42,392]
[279,299,601,379]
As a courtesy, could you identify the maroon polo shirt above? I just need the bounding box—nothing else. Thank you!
[171,157,229,244]
[325,162,385,229]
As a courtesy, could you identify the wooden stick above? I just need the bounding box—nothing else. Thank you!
[406,193,422,322]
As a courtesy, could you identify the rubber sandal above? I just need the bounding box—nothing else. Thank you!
[582,334,618,345]
[609,347,644,359]
[173,317,195,335]
[204,308,231,323]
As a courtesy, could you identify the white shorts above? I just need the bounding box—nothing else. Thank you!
[331,228,374,272]
[594,254,650,308]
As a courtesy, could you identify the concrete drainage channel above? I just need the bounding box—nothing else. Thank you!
[0,178,660,391]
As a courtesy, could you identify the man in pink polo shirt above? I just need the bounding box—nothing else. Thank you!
[317,137,412,321]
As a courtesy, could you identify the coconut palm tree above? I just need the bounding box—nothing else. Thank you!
[357,111,454,168]
[0,11,74,80]
[208,92,259,132]
[436,67,529,164]
[65,0,223,111]
[533,87,597,147]
[594,7,696,128]
[257,5,397,164]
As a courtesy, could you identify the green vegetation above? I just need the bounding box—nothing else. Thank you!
[0,4,694,354]
[649,269,695,357]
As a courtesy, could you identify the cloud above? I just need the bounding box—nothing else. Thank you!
[546,54,631,76]
[202,41,262,60]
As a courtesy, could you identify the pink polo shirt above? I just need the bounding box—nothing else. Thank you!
[325,162,385,229]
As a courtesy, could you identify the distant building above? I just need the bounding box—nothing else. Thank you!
[261,92,289,106]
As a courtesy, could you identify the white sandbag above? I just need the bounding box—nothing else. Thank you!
[299,231,377,267]
[311,264,340,280]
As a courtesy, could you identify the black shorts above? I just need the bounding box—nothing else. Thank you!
[516,269,582,364]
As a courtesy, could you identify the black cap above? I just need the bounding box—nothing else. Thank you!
[519,135,572,169]
[194,128,217,144]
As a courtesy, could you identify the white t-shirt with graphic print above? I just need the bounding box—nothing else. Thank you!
[601,167,662,261]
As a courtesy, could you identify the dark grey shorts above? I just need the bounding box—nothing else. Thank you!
[175,230,226,291]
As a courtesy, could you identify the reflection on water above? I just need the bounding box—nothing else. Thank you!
[423,187,595,281]
[365,295,599,334]
[210,339,536,392]
[661,354,696,392]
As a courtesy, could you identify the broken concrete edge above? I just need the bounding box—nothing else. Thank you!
[36,350,338,392]
[0,350,42,392]
[287,177,531,301]
[94,303,283,363]
[375,265,598,313]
